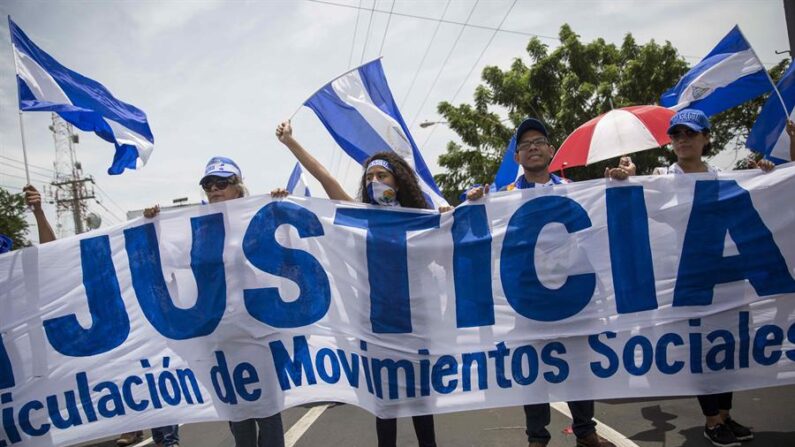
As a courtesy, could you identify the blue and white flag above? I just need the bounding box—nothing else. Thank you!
[286,162,311,197]
[9,17,154,175]
[493,135,520,190]
[747,62,795,164]
[660,26,772,116]
[303,59,448,208]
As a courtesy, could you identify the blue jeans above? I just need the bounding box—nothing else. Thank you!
[229,414,284,447]
[524,401,596,443]
[151,425,179,446]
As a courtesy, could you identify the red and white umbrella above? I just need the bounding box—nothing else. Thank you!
[548,105,675,172]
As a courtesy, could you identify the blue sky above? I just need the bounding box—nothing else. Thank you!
[0,0,788,239]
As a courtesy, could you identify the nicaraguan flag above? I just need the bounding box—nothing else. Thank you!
[747,62,795,164]
[9,17,154,175]
[286,162,311,197]
[660,26,772,116]
[303,58,448,208]
[493,135,520,190]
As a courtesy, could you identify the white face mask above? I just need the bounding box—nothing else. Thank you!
[367,181,399,206]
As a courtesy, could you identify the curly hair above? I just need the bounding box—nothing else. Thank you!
[358,152,429,209]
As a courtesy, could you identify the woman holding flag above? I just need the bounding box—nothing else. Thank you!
[274,120,442,447]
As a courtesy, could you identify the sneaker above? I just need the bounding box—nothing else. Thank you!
[724,418,754,441]
[576,432,616,447]
[116,431,143,446]
[704,424,741,447]
[528,442,547,447]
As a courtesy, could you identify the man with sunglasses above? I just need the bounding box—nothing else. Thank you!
[467,118,616,447]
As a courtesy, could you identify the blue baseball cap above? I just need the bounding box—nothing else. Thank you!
[0,234,12,254]
[667,109,711,134]
[202,156,241,181]
[515,118,549,148]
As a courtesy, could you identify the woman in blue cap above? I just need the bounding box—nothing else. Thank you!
[145,156,284,447]
[610,109,782,447]
[274,121,440,447]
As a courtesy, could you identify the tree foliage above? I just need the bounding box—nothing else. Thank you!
[0,188,29,250]
[433,24,789,204]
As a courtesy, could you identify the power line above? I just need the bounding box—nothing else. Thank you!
[0,154,56,175]
[0,170,50,183]
[0,161,53,179]
[407,0,479,130]
[358,0,377,64]
[399,0,452,109]
[451,0,516,103]
[420,0,517,151]
[93,182,128,216]
[337,0,364,180]
[93,199,122,224]
[305,0,558,41]
[306,0,783,66]
[377,0,396,56]
[347,0,363,69]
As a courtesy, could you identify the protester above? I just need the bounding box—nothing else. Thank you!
[22,185,56,244]
[467,118,617,447]
[144,156,283,447]
[275,120,443,447]
[608,109,783,447]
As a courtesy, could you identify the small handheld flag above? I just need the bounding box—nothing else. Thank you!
[286,162,311,197]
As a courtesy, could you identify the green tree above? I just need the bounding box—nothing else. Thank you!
[0,187,29,250]
[433,24,788,203]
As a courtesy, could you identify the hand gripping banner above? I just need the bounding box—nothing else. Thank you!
[2,166,795,446]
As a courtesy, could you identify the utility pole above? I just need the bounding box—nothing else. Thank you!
[47,114,95,236]
[786,0,795,58]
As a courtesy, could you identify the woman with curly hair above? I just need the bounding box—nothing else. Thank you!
[274,120,441,447]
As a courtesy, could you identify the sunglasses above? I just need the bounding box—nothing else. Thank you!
[668,128,701,139]
[200,176,235,192]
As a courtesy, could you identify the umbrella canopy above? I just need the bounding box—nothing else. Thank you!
[548,105,675,172]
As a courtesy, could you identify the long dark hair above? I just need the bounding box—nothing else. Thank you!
[358,151,428,209]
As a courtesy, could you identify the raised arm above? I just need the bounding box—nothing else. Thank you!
[275,121,353,202]
[23,185,56,244]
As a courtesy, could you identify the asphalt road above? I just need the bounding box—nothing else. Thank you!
[80,385,795,447]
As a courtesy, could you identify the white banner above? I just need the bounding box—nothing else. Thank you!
[2,166,795,446]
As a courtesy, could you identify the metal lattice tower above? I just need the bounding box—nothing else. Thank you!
[47,113,95,237]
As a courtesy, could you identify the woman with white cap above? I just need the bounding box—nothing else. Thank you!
[145,156,284,447]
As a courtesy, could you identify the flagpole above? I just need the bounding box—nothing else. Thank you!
[8,31,31,185]
[738,26,789,117]
[288,56,384,120]
[17,111,31,184]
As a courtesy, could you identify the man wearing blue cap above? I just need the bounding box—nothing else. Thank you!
[467,118,569,200]
[467,118,616,447]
